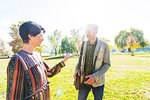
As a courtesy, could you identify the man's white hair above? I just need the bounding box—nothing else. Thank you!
[86,24,98,31]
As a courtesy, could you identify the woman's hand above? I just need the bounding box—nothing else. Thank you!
[63,53,76,62]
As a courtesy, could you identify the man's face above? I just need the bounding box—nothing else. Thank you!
[86,27,97,41]
[29,32,44,47]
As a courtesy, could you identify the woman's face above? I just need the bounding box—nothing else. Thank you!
[28,32,44,47]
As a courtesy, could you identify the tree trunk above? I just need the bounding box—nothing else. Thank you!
[55,48,57,55]
[131,52,134,56]
[128,48,132,52]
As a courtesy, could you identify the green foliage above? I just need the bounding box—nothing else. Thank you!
[114,30,129,51]
[130,28,144,46]
[140,40,149,48]
[48,29,85,55]
[60,37,77,54]
[48,30,61,55]
[9,21,25,54]
[114,28,147,51]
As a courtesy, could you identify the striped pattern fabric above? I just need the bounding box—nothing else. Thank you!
[7,50,65,100]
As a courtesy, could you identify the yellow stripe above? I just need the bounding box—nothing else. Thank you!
[16,53,28,70]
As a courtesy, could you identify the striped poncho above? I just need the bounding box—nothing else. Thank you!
[6,50,65,100]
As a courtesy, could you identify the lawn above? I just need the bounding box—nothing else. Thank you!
[0,53,150,100]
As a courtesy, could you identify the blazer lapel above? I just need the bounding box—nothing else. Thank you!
[82,41,88,63]
[93,40,101,65]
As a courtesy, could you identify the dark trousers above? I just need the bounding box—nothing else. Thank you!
[78,84,104,100]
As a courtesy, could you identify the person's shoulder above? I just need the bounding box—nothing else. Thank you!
[10,53,21,61]
[8,55,20,69]
[9,50,24,63]
[98,39,108,46]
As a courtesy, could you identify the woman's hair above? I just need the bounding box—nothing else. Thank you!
[19,21,45,43]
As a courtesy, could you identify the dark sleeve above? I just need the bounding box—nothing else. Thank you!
[6,57,24,100]
[43,61,65,77]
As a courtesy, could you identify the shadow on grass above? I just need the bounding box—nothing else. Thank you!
[44,56,64,60]
[0,57,10,59]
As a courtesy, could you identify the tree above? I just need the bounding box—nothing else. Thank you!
[126,35,140,52]
[48,30,61,55]
[60,36,77,54]
[100,37,113,51]
[0,40,7,55]
[70,29,82,52]
[140,40,149,49]
[0,39,2,55]
[9,21,24,54]
[34,45,47,56]
[114,30,129,51]
[130,28,144,46]
[60,37,70,54]
[114,28,146,52]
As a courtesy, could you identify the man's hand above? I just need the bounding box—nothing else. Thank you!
[84,75,95,85]
[63,53,76,62]
[73,71,80,80]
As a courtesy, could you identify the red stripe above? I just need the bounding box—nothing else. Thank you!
[11,58,19,99]
[43,89,46,100]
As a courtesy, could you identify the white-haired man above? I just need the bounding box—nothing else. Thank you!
[74,24,111,100]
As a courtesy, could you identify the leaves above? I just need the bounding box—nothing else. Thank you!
[60,37,77,54]
[48,30,61,55]
[126,35,140,51]
[8,21,24,54]
[34,45,47,55]
[114,28,146,51]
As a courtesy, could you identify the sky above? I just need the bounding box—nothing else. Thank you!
[0,0,150,47]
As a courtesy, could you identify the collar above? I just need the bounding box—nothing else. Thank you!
[87,37,98,46]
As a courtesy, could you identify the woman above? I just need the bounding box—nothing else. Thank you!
[6,21,75,100]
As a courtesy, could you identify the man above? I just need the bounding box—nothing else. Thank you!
[74,24,111,100]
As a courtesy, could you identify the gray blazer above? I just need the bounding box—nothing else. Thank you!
[75,39,111,87]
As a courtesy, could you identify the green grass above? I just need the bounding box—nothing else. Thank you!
[0,53,150,100]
